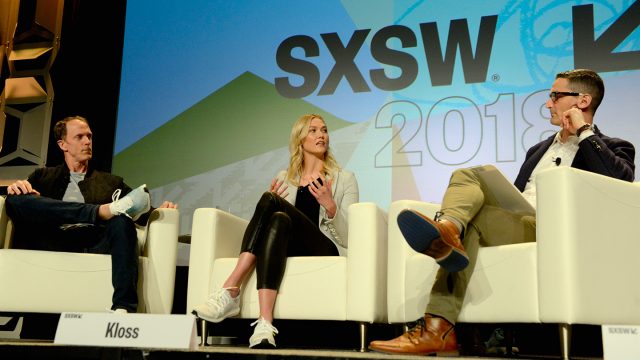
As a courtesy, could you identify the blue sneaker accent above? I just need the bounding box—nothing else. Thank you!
[109,184,150,221]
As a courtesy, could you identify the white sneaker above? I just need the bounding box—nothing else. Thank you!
[109,184,151,221]
[106,307,129,315]
[249,317,278,348]
[192,288,240,323]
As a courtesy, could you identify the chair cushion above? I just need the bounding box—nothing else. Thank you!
[458,242,538,323]
[0,249,148,313]
[211,256,348,320]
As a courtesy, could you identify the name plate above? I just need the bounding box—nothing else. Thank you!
[602,325,640,359]
[54,312,197,350]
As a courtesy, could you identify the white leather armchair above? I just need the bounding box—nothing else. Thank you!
[0,196,180,314]
[386,202,539,325]
[186,202,388,351]
[537,167,640,359]
[386,167,639,359]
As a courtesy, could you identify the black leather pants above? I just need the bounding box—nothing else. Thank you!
[240,191,338,290]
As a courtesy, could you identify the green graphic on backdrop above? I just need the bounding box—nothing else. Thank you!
[113,72,351,189]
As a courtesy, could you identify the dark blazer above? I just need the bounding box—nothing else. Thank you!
[27,164,132,204]
[26,164,153,224]
[514,125,635,191]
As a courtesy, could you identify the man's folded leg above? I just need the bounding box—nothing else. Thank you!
[397,209,469,272]
[5,195,99,227]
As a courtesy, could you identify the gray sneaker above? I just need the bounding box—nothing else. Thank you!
[192,288,240,323]
[109,184,150,221]
[249,317,278,348]
[485,327,519,355]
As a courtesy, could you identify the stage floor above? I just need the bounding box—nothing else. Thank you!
[0,339,607,360]
[0,339,520,360]
[0,315,605,359]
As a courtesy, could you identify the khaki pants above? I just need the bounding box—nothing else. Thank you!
[426,168,536,323]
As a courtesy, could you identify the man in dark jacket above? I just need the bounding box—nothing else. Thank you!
[368,69,635,355]
[5,116,177,313]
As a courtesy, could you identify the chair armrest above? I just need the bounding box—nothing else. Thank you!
[141,207,180,313]
[186,208,248,313]
[387,200,441,323]
[346,202,388,323]
[0,197,8,249]
[537,167,640,324]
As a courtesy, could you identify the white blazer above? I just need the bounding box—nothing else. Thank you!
[275,169,359,256]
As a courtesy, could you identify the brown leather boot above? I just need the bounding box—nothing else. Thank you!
[369,314,459,355]
[397,209,469,272]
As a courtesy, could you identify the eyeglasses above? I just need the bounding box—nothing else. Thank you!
[548,91,587,102]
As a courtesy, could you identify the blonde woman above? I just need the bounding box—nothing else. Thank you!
[193,114,359,348]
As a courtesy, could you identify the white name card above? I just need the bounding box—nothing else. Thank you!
[602,325,640,359]
[54,312,197,350]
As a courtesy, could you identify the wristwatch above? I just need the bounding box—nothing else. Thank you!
[576,123,593,137]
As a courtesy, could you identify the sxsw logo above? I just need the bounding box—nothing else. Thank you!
[274,2,640,99]
[274,15,498,98]
[608,327,638,335]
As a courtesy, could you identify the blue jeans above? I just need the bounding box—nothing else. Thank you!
[5,195,139,312]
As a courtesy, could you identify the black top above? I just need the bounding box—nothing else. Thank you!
[295,178,322,224]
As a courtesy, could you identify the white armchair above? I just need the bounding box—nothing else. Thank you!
[186,202,388,351]
[0,196,180,314]
[386,167,640,359]
[537,167,640,358]
[386,202,539,325]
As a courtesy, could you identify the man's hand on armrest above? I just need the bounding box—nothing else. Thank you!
[135,200,178,225]
[7,180,40,196]
[158,201,178,209]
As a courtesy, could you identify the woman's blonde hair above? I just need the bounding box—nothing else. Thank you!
[285,114,340,185]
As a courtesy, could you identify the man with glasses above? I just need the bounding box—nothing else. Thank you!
[368,69,635,355]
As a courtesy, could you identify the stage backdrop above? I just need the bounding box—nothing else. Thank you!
[113,0,640,234]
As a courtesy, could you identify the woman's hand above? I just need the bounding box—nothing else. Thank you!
[307,174,337,218]
[270,177,289,198]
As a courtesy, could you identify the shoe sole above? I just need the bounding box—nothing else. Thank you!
[369,346,459,356]
[436,246,469,273]
[249,338,276,349]
[397,209,440,253]
[397,209,469,272]
[191,307,240,323]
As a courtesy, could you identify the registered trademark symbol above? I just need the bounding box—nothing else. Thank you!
[492,73,500,82]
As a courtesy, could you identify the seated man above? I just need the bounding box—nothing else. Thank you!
[369,69,635,355]
[5,115,178,313]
